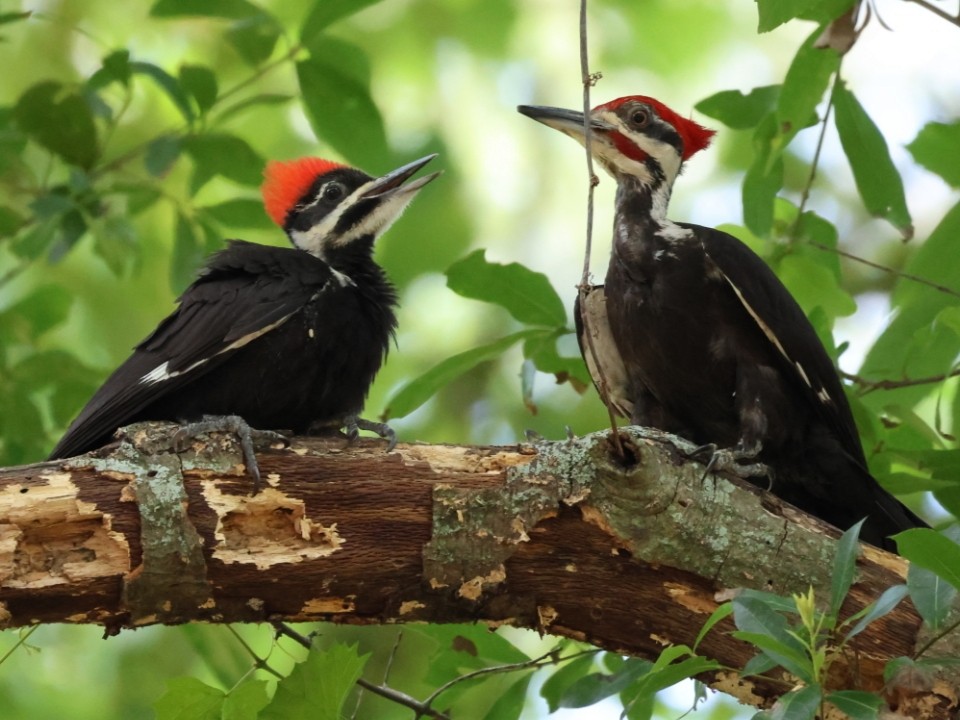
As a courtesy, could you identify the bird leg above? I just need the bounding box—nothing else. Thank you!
[173,414,287,492]
[343,414,397,451]
[689,440,769,481]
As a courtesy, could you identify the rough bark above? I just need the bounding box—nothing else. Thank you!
[0,422,957,717]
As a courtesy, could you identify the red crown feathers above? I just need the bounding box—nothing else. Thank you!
[262,157,346,227]
[595,96,715,161]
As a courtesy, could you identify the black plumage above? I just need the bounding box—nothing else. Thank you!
[50,155,438,464]
[519,98,925,550]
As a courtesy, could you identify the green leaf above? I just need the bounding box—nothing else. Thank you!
[694,602,733,650]
[771,685,822,720]
[13,81,98,169]
[907,121,960,188]
[481,675,530,720]
[222,679,270,720]
[826,690,882,720]
[540,655,597,712]
[844,584,908,640]
[0,11,32,26]
[172,212,203,293]
[301,0,386,45]
[199,198,273,230]
[179,64,218,114]
[296,46,389,169]
[382,329,542,420]
[558,658,651,709]
[777,30,839,139]
[153,677,224,720]
[446,249,567,327]
[144,135,181,177]
[741,652,778,677]
[732,632,813,683]
[830,518,864,617]
[182,133,264,191]
[832,80,912,237]
[131,61,195,123]
[755,0,833,32]
[0,205,26,236]
[226,14,281,66]
[743,114,783,236]
[89,49,132,89]
[522,330,589,389]
[94,215,137,276]
[695,86,780,130]
[150,0,261,19]
[777,253,856,320]
[213,93,293,124]
[0,285,71,340]
[907,562,958,631]
[895,528,960,591]
[260,642,369,720]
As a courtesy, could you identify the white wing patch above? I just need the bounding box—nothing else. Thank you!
[139,314,296,386]
[719,270,811,390]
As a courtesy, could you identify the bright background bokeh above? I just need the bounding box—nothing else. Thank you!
[1,0,957,717]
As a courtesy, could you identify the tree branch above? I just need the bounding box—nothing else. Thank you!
[0,423,956,716]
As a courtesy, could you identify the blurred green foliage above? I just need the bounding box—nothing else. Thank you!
[1,0,959,717]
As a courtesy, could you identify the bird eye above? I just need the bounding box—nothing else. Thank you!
[321,182,344,201]
[631,110,649,126]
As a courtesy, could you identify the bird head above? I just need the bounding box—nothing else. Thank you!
[518,96,714,187]
[261,154,440,258]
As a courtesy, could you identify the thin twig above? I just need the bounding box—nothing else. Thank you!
[227,625,285,680]
[809,242,960,300]
[841,366,960,394]
[421,646,600,709]
[575,0,625,459]
[790,74,838,241]
[270,620,449,720]
[903,0,960,27]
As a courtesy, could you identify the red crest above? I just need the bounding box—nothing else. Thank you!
[262,157,345,227]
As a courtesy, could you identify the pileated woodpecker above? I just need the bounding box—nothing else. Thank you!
[49,154,439,482]
[518,97,925,550]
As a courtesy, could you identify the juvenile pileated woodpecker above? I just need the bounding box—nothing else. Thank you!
[518,97,925,550]
[49,154,439,482]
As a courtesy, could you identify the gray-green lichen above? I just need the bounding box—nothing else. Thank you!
[424,426,842,601]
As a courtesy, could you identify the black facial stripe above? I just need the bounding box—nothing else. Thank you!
[285,167,371,233]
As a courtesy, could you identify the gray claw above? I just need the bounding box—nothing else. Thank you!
[344,415,397,451]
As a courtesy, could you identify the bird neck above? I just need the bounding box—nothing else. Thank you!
[613,174,678,248]
[320,235,389,289]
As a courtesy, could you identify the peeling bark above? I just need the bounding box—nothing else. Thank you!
[0,422,957,717]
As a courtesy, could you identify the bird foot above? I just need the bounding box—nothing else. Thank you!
[688,442,768,481]
[343,415,397,451]
[174,414,287,492]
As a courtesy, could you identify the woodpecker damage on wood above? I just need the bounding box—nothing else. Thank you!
[3,422,954,714]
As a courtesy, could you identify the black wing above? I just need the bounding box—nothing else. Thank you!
[689,224,866,465]
[49,241,335,459]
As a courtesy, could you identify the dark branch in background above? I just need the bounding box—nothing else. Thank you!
[270,620,597,720]
[842,366,960,393]
[576,0,624,458]
[904,0,960,28]
[271,621,451,720]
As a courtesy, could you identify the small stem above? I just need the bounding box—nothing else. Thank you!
[914,615,960,658]
[841,366,960,394]
[576,0,624,460]
[903,0,960,27]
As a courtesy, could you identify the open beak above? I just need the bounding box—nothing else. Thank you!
[362,153,441,200]
[517,105,614,140]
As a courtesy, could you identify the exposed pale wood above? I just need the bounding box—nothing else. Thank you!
[0,422,956,717]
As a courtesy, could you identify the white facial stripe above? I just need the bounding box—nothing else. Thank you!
[333,191,417,246]
[139,314,295,386]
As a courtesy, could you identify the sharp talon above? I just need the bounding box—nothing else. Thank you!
[690,442,769,482]
[173,414,281,492]
[524,429,544,442]
[347,415,397,451]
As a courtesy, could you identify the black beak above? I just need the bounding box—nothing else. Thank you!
[517,105,614,137]
[362,154,441,199]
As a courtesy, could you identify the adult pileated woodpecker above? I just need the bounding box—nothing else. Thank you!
[518,97,925,550]
[49,154,439,484]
